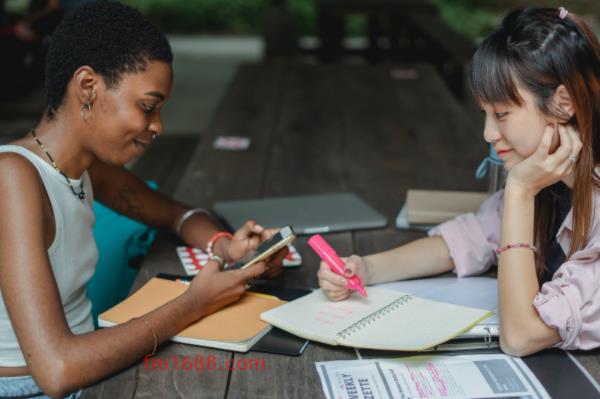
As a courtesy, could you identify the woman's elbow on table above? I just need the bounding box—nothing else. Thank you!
[29,355,73,399]
[499,333,537,357]
[26,336,84,399]
[499,319,561,357]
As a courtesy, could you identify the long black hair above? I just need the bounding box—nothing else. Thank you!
[470,7,600,275]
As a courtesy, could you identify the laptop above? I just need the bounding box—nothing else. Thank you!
[213,192,387,235]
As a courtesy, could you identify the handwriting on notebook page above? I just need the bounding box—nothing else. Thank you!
[315,303,356,326]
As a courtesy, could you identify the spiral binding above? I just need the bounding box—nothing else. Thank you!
[484,327,493,347]
[336,295,413,339]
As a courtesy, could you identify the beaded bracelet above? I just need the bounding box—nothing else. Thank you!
[208,254,225,269]
[206,231,233,257]
[495,242,537,255]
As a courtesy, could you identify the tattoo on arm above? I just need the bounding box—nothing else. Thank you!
[111,183,145,221]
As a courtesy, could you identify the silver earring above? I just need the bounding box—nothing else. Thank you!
[80,102,93,120]
[80,90,96,120]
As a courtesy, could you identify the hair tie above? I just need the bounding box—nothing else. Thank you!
[558,6,568,20]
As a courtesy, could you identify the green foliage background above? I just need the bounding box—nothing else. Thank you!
[123,0,271,33]
[128,0,598,41]
[431,0,496,40]
[124,0,496,39]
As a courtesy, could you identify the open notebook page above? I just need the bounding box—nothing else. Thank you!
[377,276,499,336]
[260,288,403,345]
[336,295,492,350]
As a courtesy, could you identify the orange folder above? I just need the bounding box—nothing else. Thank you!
[98,277,286,352]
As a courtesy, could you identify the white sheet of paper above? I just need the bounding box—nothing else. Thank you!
[316,354,550,399]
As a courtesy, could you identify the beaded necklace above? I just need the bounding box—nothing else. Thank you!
[30,128,86,200]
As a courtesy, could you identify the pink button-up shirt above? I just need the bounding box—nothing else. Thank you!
[428,189,600,350]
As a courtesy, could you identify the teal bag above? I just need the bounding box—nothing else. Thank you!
[87,181,158,327]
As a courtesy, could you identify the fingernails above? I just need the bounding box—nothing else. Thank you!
[344,269,352,276]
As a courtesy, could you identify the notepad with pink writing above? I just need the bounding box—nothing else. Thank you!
[260,287,492,351]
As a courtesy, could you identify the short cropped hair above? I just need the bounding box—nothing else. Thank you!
[45,1,173,119]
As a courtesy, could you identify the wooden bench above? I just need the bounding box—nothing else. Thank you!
[310,0,476,102]
[405,13,476,101]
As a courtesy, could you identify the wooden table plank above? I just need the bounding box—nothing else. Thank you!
[134,344,233,399]
[338,63,486,254]
[261,65,350,196]
[257,64,357,287]
[227,65,357,398]
[80,365,137,399]
[174,63,286,205]
[339,64,485,220]
[228,344,355,399]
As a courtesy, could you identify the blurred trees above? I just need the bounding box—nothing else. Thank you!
[121,0,597,39]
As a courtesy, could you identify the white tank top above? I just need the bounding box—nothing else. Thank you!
[0,145,97,366]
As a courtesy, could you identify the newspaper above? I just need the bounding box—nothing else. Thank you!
[316,354,550,399]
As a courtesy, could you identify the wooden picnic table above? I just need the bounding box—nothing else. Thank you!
[81,63,600,398]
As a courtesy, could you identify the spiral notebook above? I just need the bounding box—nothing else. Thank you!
[374,277,500,351]
[260,287,492,351]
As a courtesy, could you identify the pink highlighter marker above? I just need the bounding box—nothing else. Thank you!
[308,234,367,297]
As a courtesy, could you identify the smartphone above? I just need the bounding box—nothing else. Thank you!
[229,225,296,270]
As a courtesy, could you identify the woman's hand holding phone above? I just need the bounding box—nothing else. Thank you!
[185,259,267,319]
[507,123,582,197]
[183,222,293,320]
[226,220,268,261]
[226,221,289,278]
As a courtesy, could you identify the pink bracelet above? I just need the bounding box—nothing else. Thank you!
[206,231,233,257]
[495,242,537,255]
